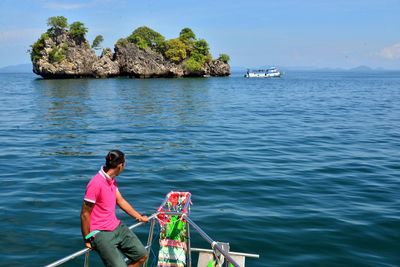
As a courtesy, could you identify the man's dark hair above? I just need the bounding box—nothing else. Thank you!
[104,150,125,170]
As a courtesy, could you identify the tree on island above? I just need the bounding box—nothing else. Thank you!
[179,28,196,42]
[164,38,187,63]
[127,26,165,50]
[47,16,68,35]
[30,16,90,63]
[69,21,88,41]
[218,54,230,63]
[184,39,212,72]
[92,35,104,50]
[179,28,196,53]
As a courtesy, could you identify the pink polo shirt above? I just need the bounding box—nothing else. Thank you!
[84,168,120,231]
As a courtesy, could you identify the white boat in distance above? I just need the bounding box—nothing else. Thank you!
[245,67,281,78]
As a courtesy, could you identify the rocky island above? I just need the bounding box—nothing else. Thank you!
[30,16,230,78]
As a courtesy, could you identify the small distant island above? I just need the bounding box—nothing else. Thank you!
[30,16,230,79]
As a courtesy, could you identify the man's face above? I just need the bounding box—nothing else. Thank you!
[117,161,125,175]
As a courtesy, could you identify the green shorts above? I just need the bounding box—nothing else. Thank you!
[92,223,147,267]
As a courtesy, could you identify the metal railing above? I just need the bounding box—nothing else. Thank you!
[184,214,240,267]
[45,214,158,267]
[190,248,260,259]
[45,213,246,267]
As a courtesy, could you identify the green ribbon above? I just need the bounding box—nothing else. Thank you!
[85,230,101,240]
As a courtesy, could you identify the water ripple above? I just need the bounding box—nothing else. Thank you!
[0,72,399,266]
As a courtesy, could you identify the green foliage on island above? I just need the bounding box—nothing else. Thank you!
[31,16,92,63]
[48,43,68,63]
[92,35,104,50]
[47,16,68,35]
[179,28,196,43]
[124,26,227,71]
[46,16,88,40]
[69,21,88,40]
[179,28,196,53]
[127,26,165,50]
[192,39,209,57]
[218,53,230,63]
[183,57,204,72]
[182,39,212,72]
[116,38,129,47]
[164,38,187,63]
[30,33,49,62]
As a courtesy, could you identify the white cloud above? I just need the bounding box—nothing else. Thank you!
[380,43,400,60]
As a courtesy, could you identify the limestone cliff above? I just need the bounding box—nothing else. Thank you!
[31,26,230,79]
[114,41,184,78]
[92,48,119,78]
[32,29,97,78]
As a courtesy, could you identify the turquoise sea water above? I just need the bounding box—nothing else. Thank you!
[0,71,399,267]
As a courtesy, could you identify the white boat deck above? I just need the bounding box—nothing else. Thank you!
[245,67,282,78]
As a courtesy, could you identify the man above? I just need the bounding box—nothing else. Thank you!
[81,150,149,267]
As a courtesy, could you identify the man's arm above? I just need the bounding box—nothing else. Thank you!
[80,200,94,249]
[116,191,149,223]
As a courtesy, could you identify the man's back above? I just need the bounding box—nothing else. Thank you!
[84,169,120,232]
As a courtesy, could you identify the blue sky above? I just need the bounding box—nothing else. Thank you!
[0,0,399,69]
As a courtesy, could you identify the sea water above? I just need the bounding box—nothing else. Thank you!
[0,71,399,266]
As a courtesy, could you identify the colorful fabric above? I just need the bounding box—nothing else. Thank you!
[161,216,186,241]
[157,261,185,267]
[159,239,187,250]
[157,191,191,267]
[157,245,186,264]
[157,192,191,224]
[84,168,120,232]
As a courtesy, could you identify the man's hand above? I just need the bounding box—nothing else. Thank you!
[84,240,93,249]
[137,215,149,223]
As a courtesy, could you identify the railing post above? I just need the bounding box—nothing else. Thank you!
[186,222,192,267]
[83,251,90,267]
[144,217,157,267]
